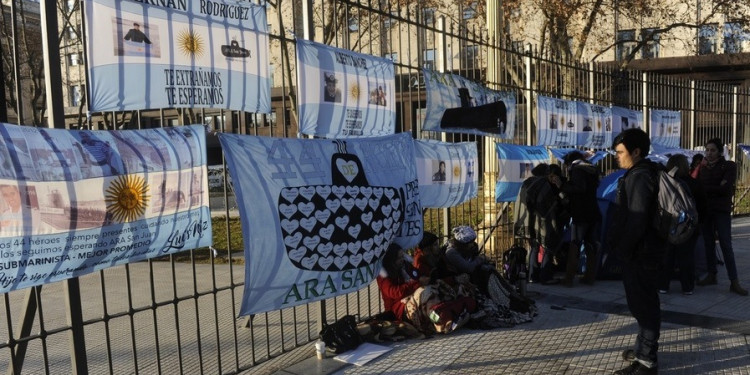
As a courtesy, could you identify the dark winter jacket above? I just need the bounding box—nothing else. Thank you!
[696,157,736,213]
[514,176,570,249]
[560,160,601,224]
[606,159,666,264]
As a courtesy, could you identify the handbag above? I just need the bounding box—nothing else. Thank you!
[318,315,363,354]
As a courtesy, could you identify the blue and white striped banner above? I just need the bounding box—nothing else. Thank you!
[536,95,577,147]
[549,148,609,165]
[296,39,395,138]
[740,144,750,160]
[422,69,516,139]
[218,133,421,316]
[611,106,644,134]
[495,143,550,202]
[576,102,612,149]
[650,109,682,149]
[414,140,478,208]
[85,0,270,112]
[0,123,211,293]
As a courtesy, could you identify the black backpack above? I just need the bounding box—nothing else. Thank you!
[319,315,363,354]
[502,244,528,284]
[652,168,699,245]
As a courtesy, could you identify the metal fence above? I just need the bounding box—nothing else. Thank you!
[1,0,750,374]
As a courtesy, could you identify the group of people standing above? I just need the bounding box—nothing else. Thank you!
[512,128,745,374]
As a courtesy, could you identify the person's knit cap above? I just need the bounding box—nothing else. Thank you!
[419,232,439,249]
[452,225,476,244]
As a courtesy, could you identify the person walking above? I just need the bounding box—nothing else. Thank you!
[695,138,748,295]
[607,129,664,375]
[550,151,601,286]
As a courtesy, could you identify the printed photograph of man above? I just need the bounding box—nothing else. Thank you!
[432,161,447,182]
[0,184,42,234]
[124,22,151,44]
[367,83,387,106]
[323,72,342,103]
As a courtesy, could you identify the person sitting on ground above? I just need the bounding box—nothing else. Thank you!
[412,231,451,284]
[444,225,494,291]
[377,243,473,334]
[657,154,707,295]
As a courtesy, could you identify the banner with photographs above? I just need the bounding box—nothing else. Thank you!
[611,106,644,133]
[549,148,610,165]
[296,39,395,138]
[650,109,682,149]
[494,143,550,202]
[576,102,613,149]
[84,0,270,113]
[218,132,420,316]
[0,124,211,293]
[414,140,478,208]
[536,95,577,147]
[422,69,516,139]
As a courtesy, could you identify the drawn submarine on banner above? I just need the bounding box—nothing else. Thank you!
[221,40,251,58]
[440,88,508,135]
[278,141,406,272]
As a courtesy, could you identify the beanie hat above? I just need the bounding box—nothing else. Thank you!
[452,225,476,244]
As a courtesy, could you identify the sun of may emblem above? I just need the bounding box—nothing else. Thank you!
[177,29,205,58]
[105,175,150,223]
[350,83,360,100]
[453,164,461,178]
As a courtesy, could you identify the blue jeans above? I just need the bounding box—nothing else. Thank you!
[701,211,738,281]
[622,260,661,367]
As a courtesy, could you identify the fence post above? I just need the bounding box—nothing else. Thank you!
[524,44,533,146]
[689,81,696,150]
[642,72,649,137]
[64,278,88,375]
[40,0,65,128]
[589,62,595,104]
[732,87,738,161]
[302,0,314,41]
[437,16,451,236]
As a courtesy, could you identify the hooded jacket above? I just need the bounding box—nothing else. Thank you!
[560,160,601,224]
[514,175,569,249]
[606,159,666,263]
[696,156,736,213]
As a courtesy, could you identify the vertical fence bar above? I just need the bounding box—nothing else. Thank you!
[732,87,738,161]
[524,44,532,146]
[690,80,696,150]
[40,0,65,128]
[642,72,649,136]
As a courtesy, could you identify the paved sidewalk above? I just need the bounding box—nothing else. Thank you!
[274,216,750,375]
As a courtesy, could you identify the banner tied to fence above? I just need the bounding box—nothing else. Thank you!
[0,123,211,293]
[649,109,682,149]
[84,0,270,113]
[536,95,578,147]
[422,69,516,139]
[296,39,396,138]
[414,139,478,208]
[610,106,644,134]
[218,132,421,316]
[494,143,550,202]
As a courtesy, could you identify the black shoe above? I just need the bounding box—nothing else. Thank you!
[621,349,635,361]
[697,273,717,286]
[613,361,658,375]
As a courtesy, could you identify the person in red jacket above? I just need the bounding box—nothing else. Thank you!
[376,244,429,321]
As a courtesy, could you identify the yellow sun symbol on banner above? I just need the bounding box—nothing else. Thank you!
[177,29,205,58]
[350,84,360,100]
[453,165,461,178]
[105,175,150,223]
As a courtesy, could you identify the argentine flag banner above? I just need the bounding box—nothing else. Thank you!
[611,106,644,133]
[495,143,550,202]
[650,109,682,149]
[218,133,421,316]
[296,39,395,138]
[0,123,211,293]
[740,144,750,160]
[537,95,577,146]
[422,69,516,139]
[576,102,612,148]
[414,140,478,208]
[84,0,270,113]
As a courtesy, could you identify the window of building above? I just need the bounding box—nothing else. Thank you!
[69,85,83,107]
[723,21,746,54]
[67,53,82,66]
[423,49,435,70]
[461,45,480,69]
[462,2,477,20]
[348,16,359,32]
[66,0,77,12]
[698,23,718,55]
[641,28,660,59]
[384,52,398,63]
[510,40,525,52]
[383,11,398,29]
[65,25,79,40]
[422,8,435,25]
[616,30,636,61]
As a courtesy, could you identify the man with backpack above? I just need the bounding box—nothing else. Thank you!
[607,129,664,375]
[550,151,601,286]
